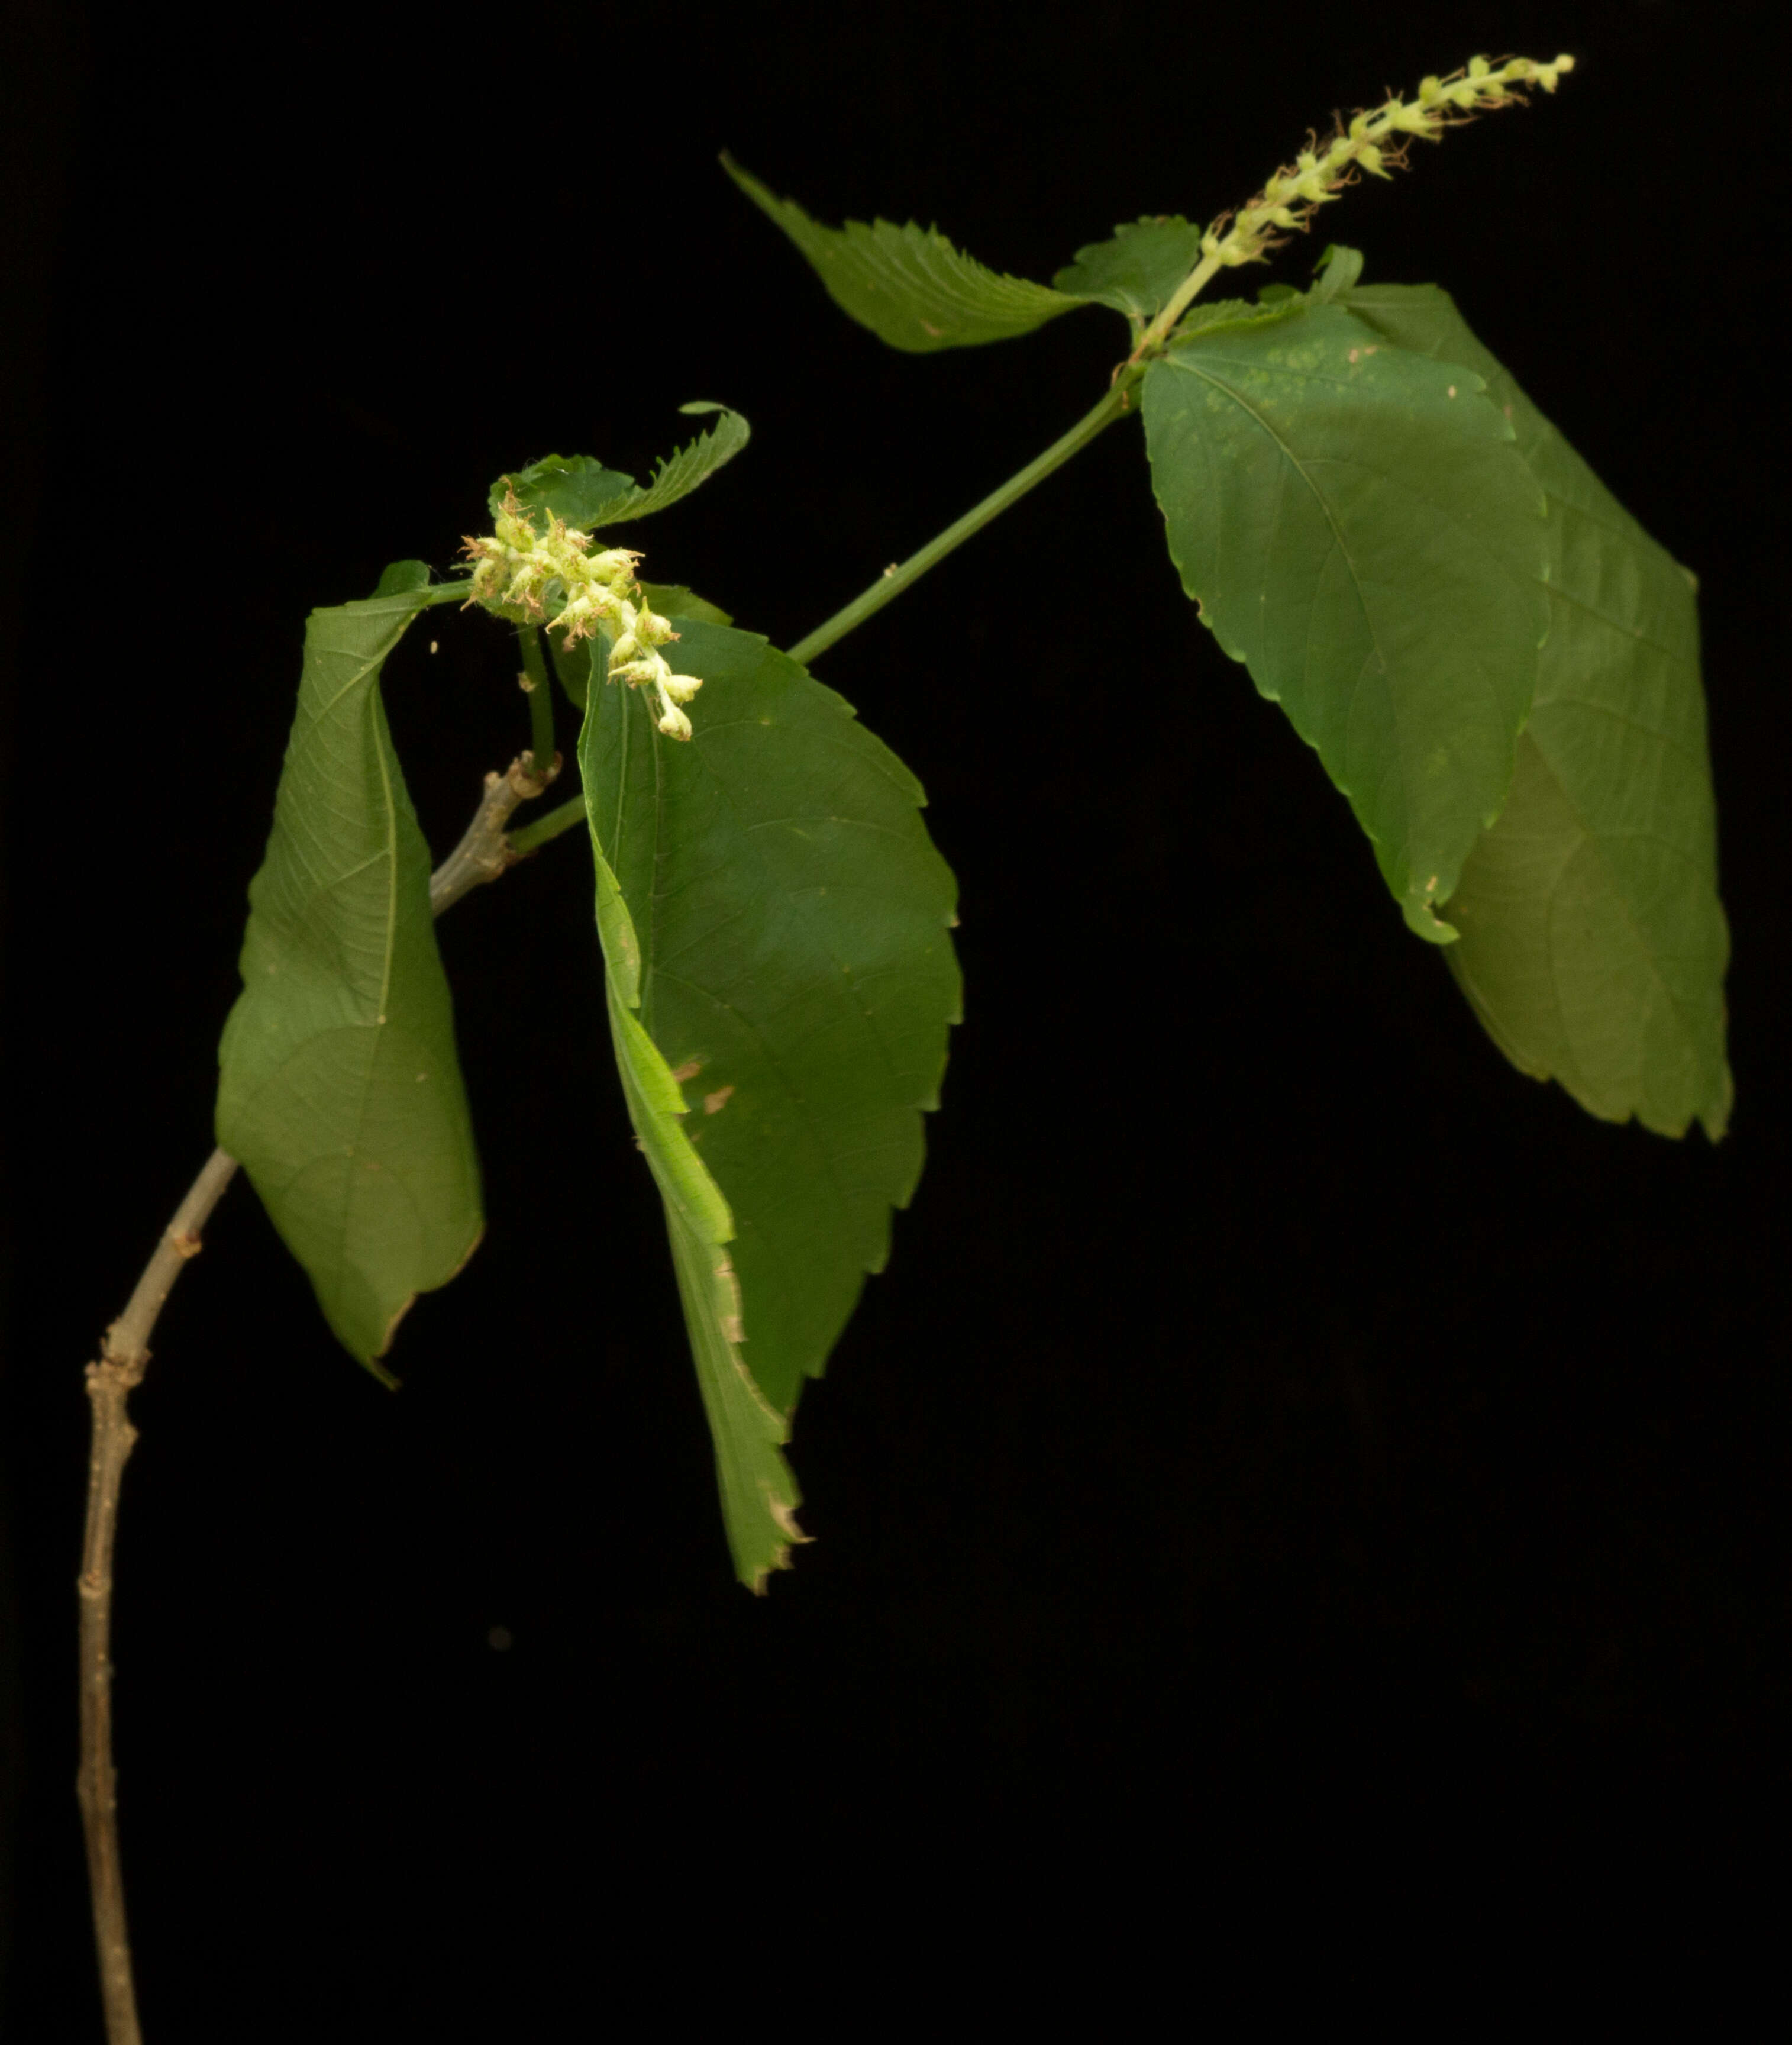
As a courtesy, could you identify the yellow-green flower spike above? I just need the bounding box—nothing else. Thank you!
[1212,53,1575,273]
[462,491,705,740]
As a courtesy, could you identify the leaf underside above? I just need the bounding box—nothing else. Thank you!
[217,592,483,1369]
[1341,282,1732,1137]
[580,617,960,1586]
[1143,298,1550,941]
[724,156,1080,351]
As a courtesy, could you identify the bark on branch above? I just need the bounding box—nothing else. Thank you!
[77,755,560,2044]
[427,750,559,915]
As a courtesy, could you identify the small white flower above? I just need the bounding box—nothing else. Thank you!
[463,488,709,737]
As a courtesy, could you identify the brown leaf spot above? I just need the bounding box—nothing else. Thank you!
[703,1085,735,1115]
[670,1058,704,1082]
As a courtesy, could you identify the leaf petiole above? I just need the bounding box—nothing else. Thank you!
[508,792,587,854]
[415,578,480,607]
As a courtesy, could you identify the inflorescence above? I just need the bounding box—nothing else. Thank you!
[1203,53,1575,273]
[463,492,703,739]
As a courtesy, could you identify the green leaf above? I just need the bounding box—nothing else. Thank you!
[1309,243,1365,304]
[585,405,753,524]
[372,559,431,596]
[490,454,636,528]
[596,954,800,1591]
[548,630,595,712]
[1254,245,1364,313]
[548,585,732,712]
[639,581,732,628]
[1168,294,1290,344]
[1143,300,1549,941]
[724,155,1080,351]
[1052,215,1208,319]
[493,408,750,532]
[580,620,960,1586]
[1341,282,1732,1137]
[216,591,483,1372]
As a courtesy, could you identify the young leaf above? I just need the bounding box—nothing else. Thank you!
[1310,244,1365,303]
[1341,280,1732,1137]
[724,155,1080,351]
[493,407,750,533]
[216,591,483,1372]
[1052,216,1208,320]
[372,559,432,596]
[1142,300,1549,941]
[600,404,751,522]
[489,454,636,528]
[580,620,960,1586]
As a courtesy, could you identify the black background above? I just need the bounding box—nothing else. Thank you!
[3,0,1785,2028]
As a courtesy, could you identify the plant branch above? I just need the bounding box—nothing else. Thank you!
[427,751,560,915]
[76,750,561,2044]
[787,380,1136,667]
[78,1147,238,2045]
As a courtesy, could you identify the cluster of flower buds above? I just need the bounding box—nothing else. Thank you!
[463,491,703,739]
[1202,53,1575,271]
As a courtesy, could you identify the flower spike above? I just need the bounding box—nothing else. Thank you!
[1207,53,1575,274]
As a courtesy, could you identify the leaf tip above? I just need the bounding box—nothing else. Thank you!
[1699,1065,1735,1143]
[1404,887,1461,944]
